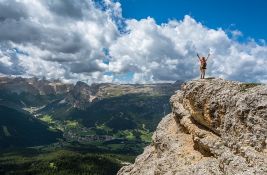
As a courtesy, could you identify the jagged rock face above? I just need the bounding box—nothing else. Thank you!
[0,76,73,95]
[65,81,92,109]
[0,77,39,95]
[118,78,267,175]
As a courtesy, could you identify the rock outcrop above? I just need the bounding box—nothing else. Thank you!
[118,78,267,175]
[65,81,93,109]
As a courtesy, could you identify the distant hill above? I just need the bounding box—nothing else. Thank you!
[65,93,171,131]
[0,105,62,149]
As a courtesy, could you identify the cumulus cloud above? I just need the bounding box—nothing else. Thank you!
[0,0,266,84]
[109,16,267,83]
[0,0,119,83]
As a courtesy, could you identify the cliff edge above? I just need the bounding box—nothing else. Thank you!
[118,78,267,175]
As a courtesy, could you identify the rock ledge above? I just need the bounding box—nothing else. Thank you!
[118,78,267,175]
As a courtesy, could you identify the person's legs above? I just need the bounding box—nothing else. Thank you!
[203,69,206,79]
[200,68,204,79]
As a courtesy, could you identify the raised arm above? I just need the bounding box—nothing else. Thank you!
[206,53,210,61]
[197,53,201,60]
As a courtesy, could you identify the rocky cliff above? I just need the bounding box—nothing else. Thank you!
[118,78,267,175]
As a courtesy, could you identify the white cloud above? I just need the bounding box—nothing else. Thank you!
[231,30,243,39]
[0,54,12,66]
[0,0,119,83]
[0,1,266,84]
[109,15,267,83]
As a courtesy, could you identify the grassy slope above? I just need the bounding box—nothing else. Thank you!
[0,105,62,149]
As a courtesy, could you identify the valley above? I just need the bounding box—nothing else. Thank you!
[0,76,180,174]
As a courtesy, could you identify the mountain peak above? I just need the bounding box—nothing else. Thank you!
[118,78,267,175]
[75,81,89,87]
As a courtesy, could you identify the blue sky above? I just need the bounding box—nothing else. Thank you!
[0,0,267,84]
[119,0,267,41]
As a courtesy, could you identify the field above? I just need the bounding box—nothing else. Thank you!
[0,147,133,175]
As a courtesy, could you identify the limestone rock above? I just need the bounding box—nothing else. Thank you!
[118,78,267,175]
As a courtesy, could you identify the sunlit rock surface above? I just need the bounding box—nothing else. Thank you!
[118,78,267,175]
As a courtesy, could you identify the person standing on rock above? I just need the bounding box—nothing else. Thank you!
[197,53,210,79]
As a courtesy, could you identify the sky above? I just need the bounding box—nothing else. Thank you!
[0,0,267,84]
[120,0,267,41]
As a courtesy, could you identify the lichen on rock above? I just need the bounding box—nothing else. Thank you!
[118,78,267,175]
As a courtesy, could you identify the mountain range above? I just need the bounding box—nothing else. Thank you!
[0,76,182,174]
[0,76,181,151]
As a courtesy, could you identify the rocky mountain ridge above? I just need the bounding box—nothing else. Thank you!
[118,78,267,175]
[0,76,180,109]
[0,76,73,95]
